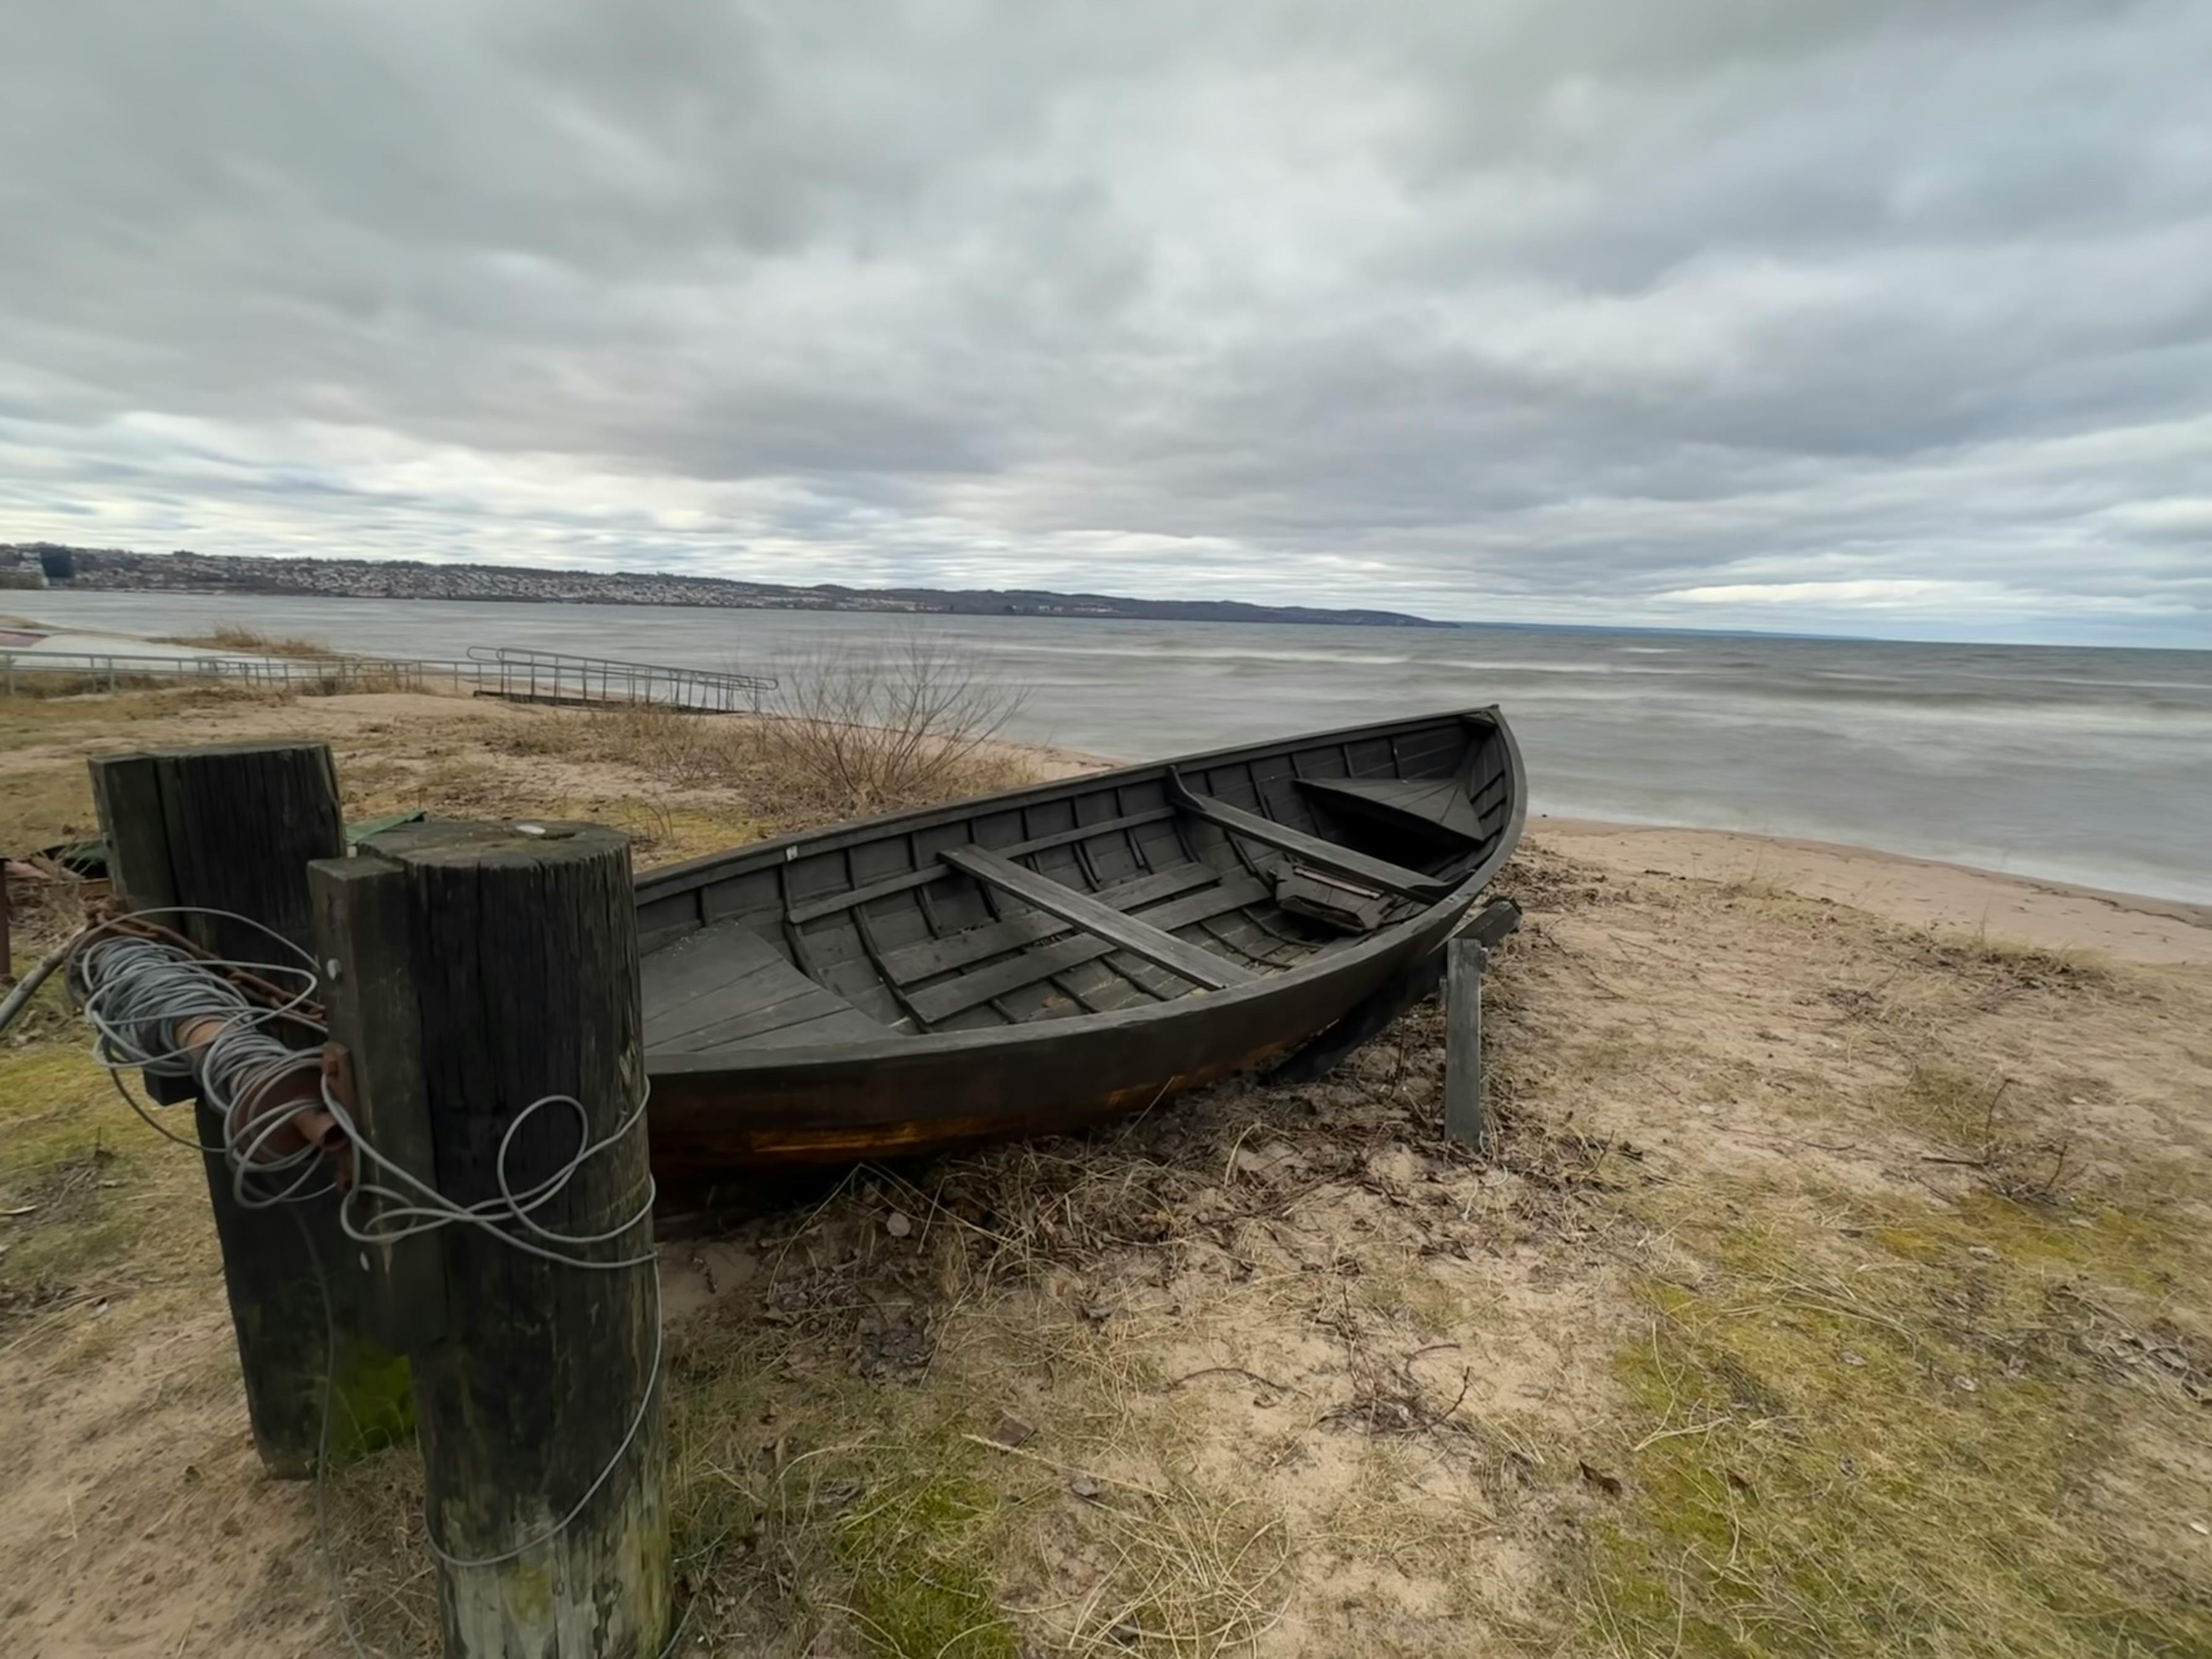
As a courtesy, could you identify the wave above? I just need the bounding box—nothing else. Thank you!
[1005,641,1418,668]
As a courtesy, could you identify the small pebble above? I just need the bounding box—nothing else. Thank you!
[885,1210,912,1238]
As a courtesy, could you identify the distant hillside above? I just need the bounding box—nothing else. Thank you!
[0,544,1447,629]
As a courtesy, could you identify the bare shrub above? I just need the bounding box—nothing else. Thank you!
[755,634,1031,816]
[294,659,414,696]
[160,623,341,658]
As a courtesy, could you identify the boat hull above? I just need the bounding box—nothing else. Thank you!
[639,708,1525,1179]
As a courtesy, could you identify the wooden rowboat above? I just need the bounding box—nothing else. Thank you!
[638,707,1525,1179]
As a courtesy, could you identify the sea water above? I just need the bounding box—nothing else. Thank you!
[10,591,2208,905]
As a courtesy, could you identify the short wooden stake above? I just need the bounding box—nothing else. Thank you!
[88,741,409,1478]
[312,820,669,1659]
[1443,937,1490,1149]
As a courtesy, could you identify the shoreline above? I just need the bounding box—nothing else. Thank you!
[1530,812,2212,966]
[4,625,2203,962]
[1029,743,2212,963]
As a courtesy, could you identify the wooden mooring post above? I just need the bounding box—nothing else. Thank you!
[88,741,409,1478]
[1442,935,1491,1149]
[311,819,669,1659]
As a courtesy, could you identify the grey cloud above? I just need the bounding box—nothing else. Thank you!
[1,0,2207,643]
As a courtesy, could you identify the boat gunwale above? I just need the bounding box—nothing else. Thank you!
[634,705,1512,903]
[645,707,1527,1077]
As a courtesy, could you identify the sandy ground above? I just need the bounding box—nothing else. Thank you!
[3,691,2209,1657]
[1539,814,2212,966]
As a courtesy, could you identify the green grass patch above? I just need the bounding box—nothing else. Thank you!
[663,1334,1016,1657]
[836,1462,1017,1659]
[1589,1193,2212,1657]
[0,1039,159,1290]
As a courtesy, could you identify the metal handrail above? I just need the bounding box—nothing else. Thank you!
[467,647,773,707]
[0,646,772,713]
[464,646,775,712]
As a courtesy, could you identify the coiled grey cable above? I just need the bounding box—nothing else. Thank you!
[66,906,674,1629]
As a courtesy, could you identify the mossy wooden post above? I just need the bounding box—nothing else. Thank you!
[87,741,410,1478]
[1443,936,1490,1149]
[312,819,669,1659]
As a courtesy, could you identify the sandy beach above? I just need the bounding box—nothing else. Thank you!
[3,676,2208,1657]
[1537,815,2212,967]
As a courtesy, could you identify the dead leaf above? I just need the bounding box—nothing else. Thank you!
[1578,1461,1623,1498]
[984,1413,1034,1450]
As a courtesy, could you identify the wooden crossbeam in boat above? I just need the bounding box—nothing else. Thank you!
[785,806,1179,924]
[1164,770,1453,902]
[906,875,1270,1024]
[877,861,1220,985]
[940,845,1256,992]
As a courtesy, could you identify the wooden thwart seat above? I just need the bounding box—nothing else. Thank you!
[1295,775,1495,847]
[877,861,1219,984]
[940,846,1256,993]
[1165,770,1453,902]
[905,874,1270,1024]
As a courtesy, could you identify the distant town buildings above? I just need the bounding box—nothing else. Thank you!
[0,544,1445,628]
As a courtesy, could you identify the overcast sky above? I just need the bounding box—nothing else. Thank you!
[2,2,2208,644]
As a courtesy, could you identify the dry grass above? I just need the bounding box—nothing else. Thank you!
[1592,1183,2212,1657]
[483,672,1039,824]
[1,670,203,700]
[158,623,342,659]
[2,668,1042,882]
[4,755,2208,1655]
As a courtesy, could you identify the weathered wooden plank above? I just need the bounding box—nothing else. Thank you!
[653,980,885,1052]
[1165,771,1453,902]
[941,846,1256,992]
[639,921,796,1019]
[1296,775,1492,845]
[784,806,1179,924]
[908,876,1269,1023]
[88,754,180,917]
[877,861,1219,984]
[1444,936,1489,1149]
[1274,865,1395,934]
